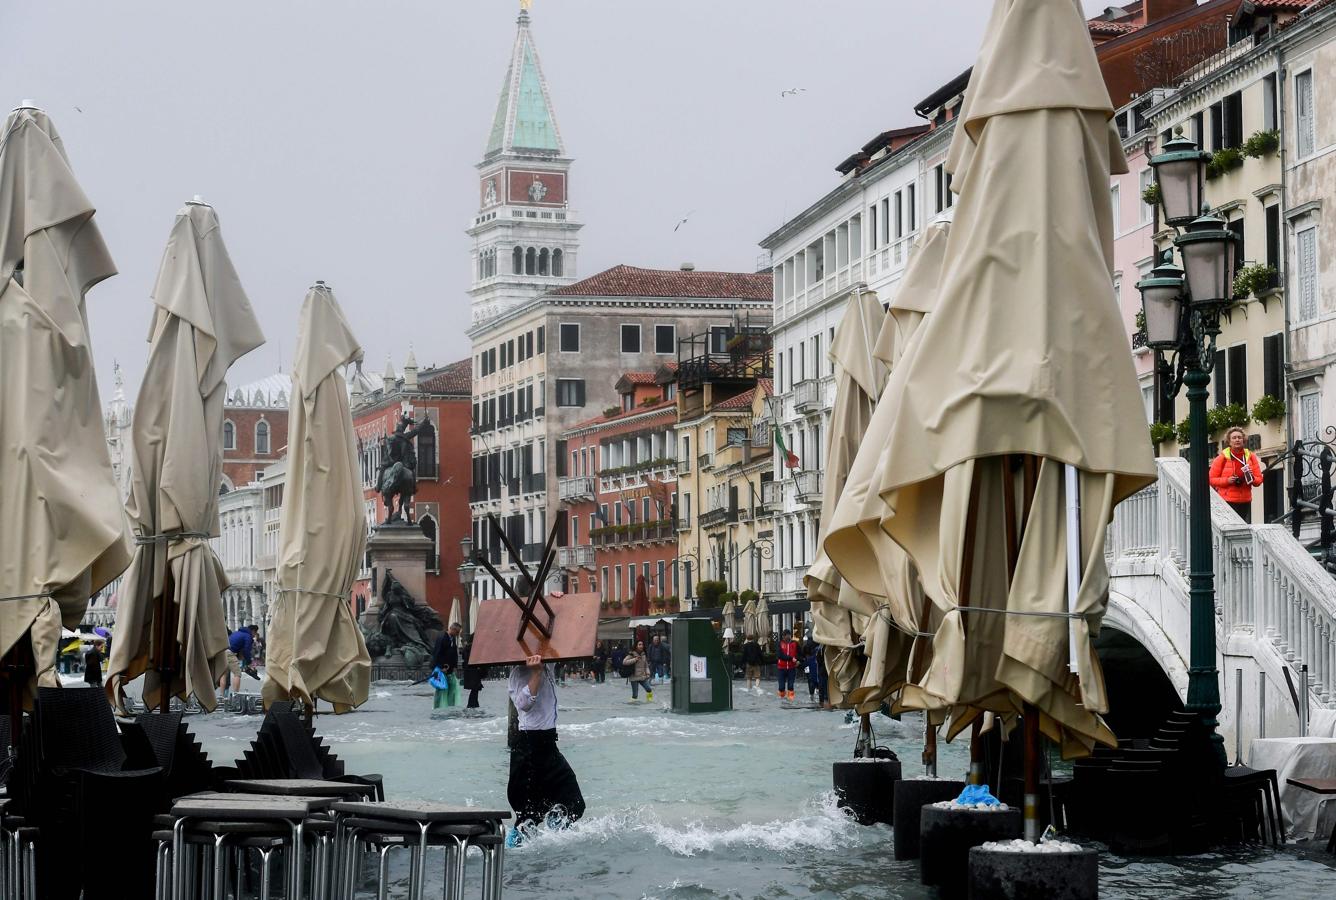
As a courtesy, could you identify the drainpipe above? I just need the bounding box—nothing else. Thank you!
[1278,43,1295,458]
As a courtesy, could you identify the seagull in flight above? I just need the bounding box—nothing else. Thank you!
[780,88,806,98]
[673,211,695,232]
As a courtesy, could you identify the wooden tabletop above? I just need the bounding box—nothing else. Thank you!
[225,779,369,797]
[332,799,511,823]
[172,793,338,819]
[1286,778,1336,794]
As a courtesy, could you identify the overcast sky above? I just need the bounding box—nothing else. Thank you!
[2,0,1114,399]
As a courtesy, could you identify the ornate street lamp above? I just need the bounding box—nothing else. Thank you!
[457,535,477,632]
[1139,132,1238,772]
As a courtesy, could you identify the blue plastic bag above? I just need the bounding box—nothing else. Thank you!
[954,783,1001,807]
[428,667,449,690]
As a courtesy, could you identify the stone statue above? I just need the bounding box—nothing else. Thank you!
[378,413,424,524]
[363,569,442,666]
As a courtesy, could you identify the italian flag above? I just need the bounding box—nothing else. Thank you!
[774,427,799,469]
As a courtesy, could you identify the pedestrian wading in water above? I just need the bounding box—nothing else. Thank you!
[506,653,585,843]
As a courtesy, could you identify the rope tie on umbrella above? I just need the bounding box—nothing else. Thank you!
[275,588,347,600]
[133,531,211,545]
[0,592,52,603]
[954,606,1093,620]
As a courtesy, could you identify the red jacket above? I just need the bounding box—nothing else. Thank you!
[1209,448,1262,504]
[776,640,799,670]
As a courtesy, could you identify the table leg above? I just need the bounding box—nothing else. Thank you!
[414,821,429,900]
[260,848,273,900]
[172,816,187,900]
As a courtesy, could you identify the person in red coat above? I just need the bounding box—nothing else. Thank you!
[1209,426,1263,522]
[776,630,800,702]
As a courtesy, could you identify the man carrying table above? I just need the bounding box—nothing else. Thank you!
[506,653,586,842]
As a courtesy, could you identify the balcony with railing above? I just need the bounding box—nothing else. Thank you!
[557,545,596,570]
[597,458,677,494]
[793,379,822,415]
[589,521,678,547]
[676,455,691,476]
[795,470,824,505]
[761,479,783,514]
[522,473,546,494]
[558,475,597,503]
[762,569,784,594]
[700,505,739,529]
[698,452,714,472]
[676,513,692,532]
[752,421,772,449]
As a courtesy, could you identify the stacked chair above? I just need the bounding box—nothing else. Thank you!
[234,701,384,801]
[2,714,40,900]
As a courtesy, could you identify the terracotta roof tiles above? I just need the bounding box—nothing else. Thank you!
[418,358,472,395]
[548,265,772,301]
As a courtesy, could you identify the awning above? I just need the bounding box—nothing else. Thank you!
[629,616,676,628]
[677,608,723,620]
[764,599,812,616]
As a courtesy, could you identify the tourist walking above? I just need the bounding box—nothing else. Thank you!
[622,641,654,702]
[507,654,585,841]
[460,640,484,709]
[1209,426,1263,522]
[83,642,104,688]
[610,643,628,681]
[741,636,764,694]
[430,623,462,708]
[592,640,608,683]
[776,630,799,702]
[802,634,828,706]
[220,624,259,699]
[647,634,670,684]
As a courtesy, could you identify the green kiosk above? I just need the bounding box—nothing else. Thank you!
[670,617,732,713]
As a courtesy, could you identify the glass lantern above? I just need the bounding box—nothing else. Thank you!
[1177,208,1237,310]
[1149,132,1209,228]
[1136,252,1185,351]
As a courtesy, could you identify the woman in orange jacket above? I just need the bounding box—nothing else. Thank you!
[1209,426,1263,522]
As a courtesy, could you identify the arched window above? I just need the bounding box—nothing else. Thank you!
[416,420,437,479]
[552,249,564,277]
[513,247,523,274]
[255,419,271,455]
[420,515,438,572]
[525,247,536,275]
[538,248,549,276]
[222,420,236,450]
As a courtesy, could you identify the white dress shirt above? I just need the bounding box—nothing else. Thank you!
[508,663,558,731]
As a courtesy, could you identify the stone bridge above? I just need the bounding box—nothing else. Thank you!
[1105,457,1336,754]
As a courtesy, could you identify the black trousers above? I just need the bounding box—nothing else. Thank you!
[1229,500,1253,523]
[466,689,480,708]
[508,729,585,829]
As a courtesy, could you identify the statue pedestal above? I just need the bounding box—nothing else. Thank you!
[362,522,433,630]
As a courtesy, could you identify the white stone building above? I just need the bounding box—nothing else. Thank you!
[756,74,965,602]
[212,479,267,637]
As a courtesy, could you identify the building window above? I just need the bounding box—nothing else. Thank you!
[894,191,903,239]
[1263,333,1284,400]
[255,420,271,455]
[553,249,564,277]
[559,323,580,352]
[513,247,523,274]
[1297,227,1319,321]
[222,420,236,451]
[537,325,545,354]
[416,420,437,479]
[907,183,916,232]
[1302,391,1320,445]
[933,165,945,213]
[1265,205,1280,289]
[420,515,438,572]
[1263,73,1278,133]
[621,324,641,353]
[1296,70,1315,158]
[1139,168,1153,225]
[538,248,550,276]
[1110,184,1120,234]
[655,324,675,354]
[555,378,586,407]
[525,247,536,275]
[869,204,878,249]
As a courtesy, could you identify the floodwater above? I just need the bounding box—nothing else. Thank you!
[183,676,1336,899]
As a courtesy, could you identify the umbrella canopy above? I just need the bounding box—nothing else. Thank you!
[261,283,370,713]
[720,599,737,637]
[0,105,131,701]
[447,597,463,631]
[107,201,264,713]
[872,0,1156,754]
[631,575,650,618]
[753,596,772,648]
[468,594,480,636]
[741,599,758,640]
[821,224,952,713]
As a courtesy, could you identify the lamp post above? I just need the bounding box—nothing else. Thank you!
[457,535,477,634]
[1138,131,1237,772]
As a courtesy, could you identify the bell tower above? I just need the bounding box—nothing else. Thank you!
[468,4,582,323]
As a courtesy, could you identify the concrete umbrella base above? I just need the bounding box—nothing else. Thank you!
[919,804,1023,896]
[833,759,902,826]
[891,779,966,860]
[968,845,1099,900]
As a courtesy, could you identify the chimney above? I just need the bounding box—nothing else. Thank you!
[680,262,696,272]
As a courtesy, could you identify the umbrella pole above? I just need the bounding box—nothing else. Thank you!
[923,713,937,777]
[2,646,29,750]
[1005,454,1045,842]
[154,572,180,715]
[958,466,984,784]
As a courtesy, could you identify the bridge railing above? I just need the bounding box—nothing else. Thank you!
[1108,457,1336,708]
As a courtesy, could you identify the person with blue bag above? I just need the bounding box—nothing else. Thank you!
[430,622,463,708]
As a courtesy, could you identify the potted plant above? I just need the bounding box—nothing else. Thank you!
[1206,402,1249,436]
[1232,263,1278,299]
[1206,146,1244,179]
[1150,421,1175,446]
[1251,394,1286,425]
[1175,416,1192,445]
[1242,129,1280,158]
[1141,181,1161,208]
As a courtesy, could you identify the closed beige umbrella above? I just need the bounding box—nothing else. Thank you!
[873,0,1156,754]
[720,599,737,637]
[741,598,758,641]
[262,283,370,713]
[0,105,131,707]
[753,596,772,649]
[821,224,952,713]
[468,594,480,636]
[447,597,463,631]
[107,200,264,714]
